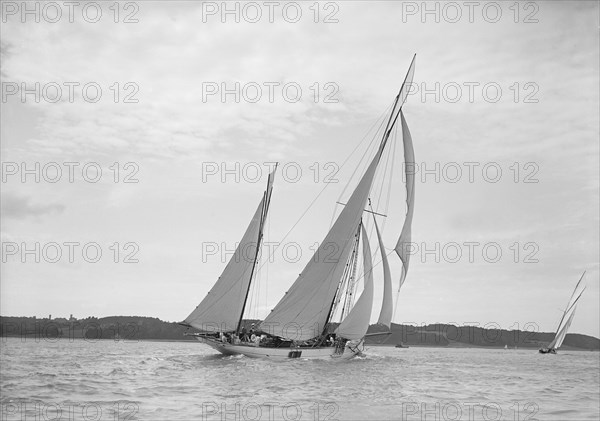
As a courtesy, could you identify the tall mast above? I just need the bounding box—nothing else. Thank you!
[377,54,416,156]
[341,230,362,320]
[236,165,277,334]
[261,57,417,342]
[320,56,416,337]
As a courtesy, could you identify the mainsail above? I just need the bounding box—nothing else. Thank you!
[394,110,415,290]
[261,154,382,341]
[336,224,375,340]
[259,56,417,341]
[184,168,276,332]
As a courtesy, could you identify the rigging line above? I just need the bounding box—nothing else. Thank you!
[352,245,396,285]
[329,102,395,229]
[265,211,270,319]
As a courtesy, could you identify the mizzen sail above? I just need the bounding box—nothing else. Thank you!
[184,169,276,332]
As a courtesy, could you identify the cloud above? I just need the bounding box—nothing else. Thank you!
[1,192,65,219]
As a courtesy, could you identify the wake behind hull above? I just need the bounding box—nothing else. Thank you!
[193,336,363,360]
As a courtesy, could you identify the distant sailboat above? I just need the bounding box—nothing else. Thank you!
[181,55,417,359]
[539,272,586,354]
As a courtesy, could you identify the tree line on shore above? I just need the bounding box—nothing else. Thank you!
[0,316,598,350]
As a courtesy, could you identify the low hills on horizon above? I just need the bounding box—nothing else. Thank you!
[1,315,598,350]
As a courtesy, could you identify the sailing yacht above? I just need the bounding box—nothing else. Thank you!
[539,272,586,354]
[181,56,417,359]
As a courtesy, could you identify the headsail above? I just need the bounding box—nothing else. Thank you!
[394,110,415,290]
[335,224,375,340]
[374,217,393,327]
[184,168,276,332]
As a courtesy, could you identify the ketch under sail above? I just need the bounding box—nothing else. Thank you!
[183,55,419,360]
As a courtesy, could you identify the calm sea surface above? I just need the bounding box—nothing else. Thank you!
[1,338,598,420]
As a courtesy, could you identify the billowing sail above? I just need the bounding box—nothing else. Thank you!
[394,110,415,289]
[261,152,383,341]
[184,169,276,332]
[336,224,374,340]
[374,217,393,327]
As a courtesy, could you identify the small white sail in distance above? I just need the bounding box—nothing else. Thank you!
[335,223,375,340]
[184,168,276,332]
[547,273,586,350]
[549,304,578,350]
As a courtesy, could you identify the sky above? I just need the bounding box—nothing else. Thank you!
[1,1,599,338]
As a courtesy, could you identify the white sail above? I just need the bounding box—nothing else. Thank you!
[260,57,416,341]
[394,110,415,290]
[549,307,577,350]
[336,224,375,340]
[184,169,276,332]
[261,153,383,341]
[374,217,393,327]
[548,285,585,350]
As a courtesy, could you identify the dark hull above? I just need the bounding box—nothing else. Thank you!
[539,348,556,354]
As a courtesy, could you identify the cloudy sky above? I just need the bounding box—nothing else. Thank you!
[1,1,598,338]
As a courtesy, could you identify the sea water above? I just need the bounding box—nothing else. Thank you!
[1,338,598,420]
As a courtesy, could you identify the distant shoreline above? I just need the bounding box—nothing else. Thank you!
[1,315,598,351]
[2,336,598,352]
